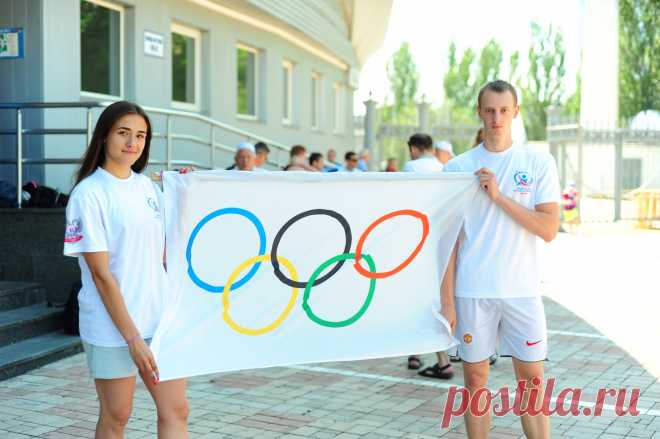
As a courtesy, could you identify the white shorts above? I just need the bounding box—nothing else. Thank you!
[82,338,151,379]
[454,297,547,363]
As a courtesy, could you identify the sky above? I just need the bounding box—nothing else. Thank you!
[355,0,585,113]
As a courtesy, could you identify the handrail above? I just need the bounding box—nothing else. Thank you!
[0,101,292,207]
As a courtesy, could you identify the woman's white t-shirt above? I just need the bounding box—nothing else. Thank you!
[443,143,560,298]
[63,167,167,347]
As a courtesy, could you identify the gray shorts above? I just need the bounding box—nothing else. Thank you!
[82,339,152,380]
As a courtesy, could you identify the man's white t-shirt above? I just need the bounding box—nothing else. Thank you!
[63,168,167,347]
[443,143,560,298]
[402,155,444,172]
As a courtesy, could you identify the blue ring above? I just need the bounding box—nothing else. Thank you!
[186,208,266,293]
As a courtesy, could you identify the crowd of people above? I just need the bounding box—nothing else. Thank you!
[223,134,461,174]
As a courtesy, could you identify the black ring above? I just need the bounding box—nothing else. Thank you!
[271,209,352,288]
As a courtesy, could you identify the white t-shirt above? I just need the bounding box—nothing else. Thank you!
[402,155,443,172]
[443,143,560,298]
[63,168,167,347]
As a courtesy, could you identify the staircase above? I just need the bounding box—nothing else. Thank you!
[0,281,81,381]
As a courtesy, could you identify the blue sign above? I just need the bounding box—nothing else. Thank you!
[0,28,24,59]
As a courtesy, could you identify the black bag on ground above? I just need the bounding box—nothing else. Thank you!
[63,281,81,335]
[22,181,60,208]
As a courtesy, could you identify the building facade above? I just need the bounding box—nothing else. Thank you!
[0,0,391,192]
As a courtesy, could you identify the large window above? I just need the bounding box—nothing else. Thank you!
[333,82,345,133]
[80,0,123,97]
[311,73,321,129]
[282,60,293,124]
[237,45,258,118]
[171,23,201,110]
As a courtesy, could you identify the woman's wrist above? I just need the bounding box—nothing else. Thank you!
[125,334,142,345]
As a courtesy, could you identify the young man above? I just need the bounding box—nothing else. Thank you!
[442,80,560,439]
[343,151,362,172]
[402,133,444,172]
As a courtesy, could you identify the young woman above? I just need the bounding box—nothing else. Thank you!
[64,101,189,438]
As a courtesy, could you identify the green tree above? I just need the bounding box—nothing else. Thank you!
[520,22,566,140]
[619,0,659,121]
[386,42,419,116]
[563,74,581,119]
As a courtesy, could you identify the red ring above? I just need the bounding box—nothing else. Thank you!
[353,209,430,279]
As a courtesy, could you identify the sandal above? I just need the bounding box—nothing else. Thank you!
[418,363,454,379]
[449,354,462,363]
[407,355,423,370]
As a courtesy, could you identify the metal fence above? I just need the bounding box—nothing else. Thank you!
[0,102,291,207]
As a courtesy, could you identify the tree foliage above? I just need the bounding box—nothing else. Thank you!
[619,0,659,121]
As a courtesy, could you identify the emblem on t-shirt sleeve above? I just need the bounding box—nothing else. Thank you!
[513,171,533,194]
[64,218,83,243]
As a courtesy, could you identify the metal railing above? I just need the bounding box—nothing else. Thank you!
[0,102,291,207]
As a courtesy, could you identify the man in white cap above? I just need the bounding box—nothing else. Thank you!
[435,140,454,164]
[226,141,256,171]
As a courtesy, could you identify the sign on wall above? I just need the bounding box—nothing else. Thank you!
[0,28,24,59]
[144,30,164,58]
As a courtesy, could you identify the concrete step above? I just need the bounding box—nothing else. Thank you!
[0,303,66,346]
[0,282,47,311]
[0,331,82,381]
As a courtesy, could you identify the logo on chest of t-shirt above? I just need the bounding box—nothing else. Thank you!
[513,171,533,194]
[64,218,83,243]
[146,196,161,219]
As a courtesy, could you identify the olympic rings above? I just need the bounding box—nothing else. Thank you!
[271,209,351,288]
[222,254,298,336]
[187,206,430,333]
[303,253,376,328]
[353,209,429,279]
[186,208,266,293]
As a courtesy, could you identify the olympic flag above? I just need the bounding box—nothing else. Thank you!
[152,170,479,381]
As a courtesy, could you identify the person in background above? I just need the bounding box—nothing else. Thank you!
[385,158,398,172]
[357,150,371,171]
[254,141,270,169]
[473,127,485,147]
[232,141,256,171]
[284,145,316,171]
[323,149,343,172]
[561,180,580,232]
[309,152,324,172]
[400,133,453,378]
[343,151,362,172]
[402,133,444,173]
[434,140,454,164]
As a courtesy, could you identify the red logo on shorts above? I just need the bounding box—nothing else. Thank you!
[526,340,542,346]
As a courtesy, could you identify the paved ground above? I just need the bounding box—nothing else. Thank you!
[1,223,659,438]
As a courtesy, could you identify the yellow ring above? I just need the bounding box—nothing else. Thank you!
[221,254,299,336]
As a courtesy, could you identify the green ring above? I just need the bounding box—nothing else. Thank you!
[302,253,377,328]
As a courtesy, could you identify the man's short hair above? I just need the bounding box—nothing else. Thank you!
[309,152,323,165]
[290,145,306,157]
[345,151,357,161]
[407,133,434,151]
[477,79,518,107]
[255,141,270,154]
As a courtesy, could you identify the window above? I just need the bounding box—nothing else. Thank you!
[311,73,321,129]
[282,60,293,124]
[80,0,123,97]
[237,45,258,118]
[171,23,201,110]
[333,82,345,133]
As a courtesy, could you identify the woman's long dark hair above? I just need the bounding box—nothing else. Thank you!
[75,101,152,186]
